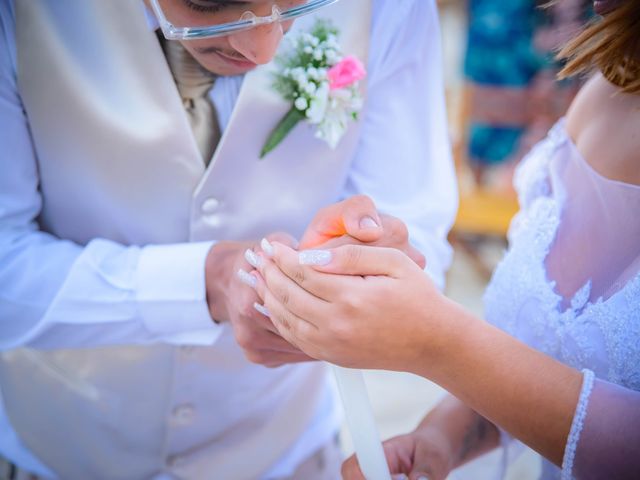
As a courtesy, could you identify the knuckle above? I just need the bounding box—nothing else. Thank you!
[278,288,291,307]
[328,319,352,343]
[244,349,266,365]
[275,313,292,332]
[350,194,374,209]
[238,303,256,319]
[388,217,409,243]
[292,266,306,285]
[235,328,251,349]
[346,293,365,313]
[235,326,258,350]
[388,246,407,264]
[316,205,331,220]
[344,244,363,269]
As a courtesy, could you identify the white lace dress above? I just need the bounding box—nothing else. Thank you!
[483,119,640,479]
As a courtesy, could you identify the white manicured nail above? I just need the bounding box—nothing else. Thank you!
[244,249,262,268]
[299,250,332,266]
[261,238,274,257]
[416,476,430,480]
[253,302,270,318]
[359,215,379,229]
[392,475,408,480]
[237,269,257,288]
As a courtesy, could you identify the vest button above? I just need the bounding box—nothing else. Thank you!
[167,454,188,469]
[180,345,196,356]
[172,404,195,425]
[201,197,220,214]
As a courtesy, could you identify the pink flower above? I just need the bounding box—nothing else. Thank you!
[328,56,366,91]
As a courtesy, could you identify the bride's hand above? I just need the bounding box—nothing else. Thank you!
[252,242,458,372]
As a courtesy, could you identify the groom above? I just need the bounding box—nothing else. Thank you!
[0,0,456,478]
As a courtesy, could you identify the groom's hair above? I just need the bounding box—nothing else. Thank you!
[555,1,640,94]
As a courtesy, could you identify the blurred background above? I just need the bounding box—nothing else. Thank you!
[340,0,593,477]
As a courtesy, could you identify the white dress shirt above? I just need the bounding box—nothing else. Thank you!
[0,0,457,477]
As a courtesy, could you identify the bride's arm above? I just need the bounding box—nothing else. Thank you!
[252,242,637,475]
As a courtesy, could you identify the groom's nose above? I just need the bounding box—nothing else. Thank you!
[229,23,284,65]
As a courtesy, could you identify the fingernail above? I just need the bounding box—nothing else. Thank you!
[261,238,275,257]
[359,215,379,229]
[299,250,332,266]
[416,476,430,480]
[244,248,262,268]
[237,269,257,288]
[254,302,270,318]
[392,475,408,480]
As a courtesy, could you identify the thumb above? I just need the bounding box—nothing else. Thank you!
[299,244,411,278]
[300,195,383,249]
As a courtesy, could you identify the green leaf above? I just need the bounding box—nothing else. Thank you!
[260,107,306,159]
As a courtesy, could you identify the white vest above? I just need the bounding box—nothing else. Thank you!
[1,1,371,478]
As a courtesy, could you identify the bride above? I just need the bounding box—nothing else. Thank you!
[249,1,640,478]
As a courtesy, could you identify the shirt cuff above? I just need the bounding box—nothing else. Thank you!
[136,241,222,345]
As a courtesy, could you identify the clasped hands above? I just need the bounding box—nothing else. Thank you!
[204,195,426,369]
[205,195,460,480]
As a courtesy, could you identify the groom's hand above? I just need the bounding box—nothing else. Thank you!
[205,233,314,368]
[341,429,454,480]
[300,195,426,268]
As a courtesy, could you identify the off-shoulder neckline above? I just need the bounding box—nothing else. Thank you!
[558,118,640,191]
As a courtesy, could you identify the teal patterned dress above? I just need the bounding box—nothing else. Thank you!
[464,0,591,167]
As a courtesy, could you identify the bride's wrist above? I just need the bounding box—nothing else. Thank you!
[408,300,482,382]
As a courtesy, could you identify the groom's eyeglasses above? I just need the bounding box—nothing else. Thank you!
[151,0,339,40]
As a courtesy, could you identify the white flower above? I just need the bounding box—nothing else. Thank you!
[325,49,339,64]
[294,97,309,111]
[306,82,330,124]
[326,34,339,49]
[316,120,347,149]
[304,45,313,54]
[306,67,319,79]
[313,48,324,61]
[290,67,305,78]
[304,82,318,95]
[312,87,364,148]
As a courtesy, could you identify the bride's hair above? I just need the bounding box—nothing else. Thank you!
[556,1,640,94]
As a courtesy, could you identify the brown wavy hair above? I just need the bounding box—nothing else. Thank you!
[556,1,640,93]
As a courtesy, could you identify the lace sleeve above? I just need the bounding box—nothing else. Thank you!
[564,374,640,479]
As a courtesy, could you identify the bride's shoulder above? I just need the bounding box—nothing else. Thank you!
[565,73,640,186]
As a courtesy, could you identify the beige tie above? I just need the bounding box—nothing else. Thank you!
[163,39,221,165]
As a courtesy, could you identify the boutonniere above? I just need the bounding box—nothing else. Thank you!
[260,20,366,159]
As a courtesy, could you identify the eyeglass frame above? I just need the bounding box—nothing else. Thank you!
[150,0,339,40]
